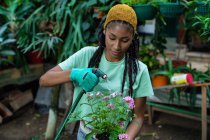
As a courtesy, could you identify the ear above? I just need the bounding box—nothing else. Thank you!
[103,30,105,35]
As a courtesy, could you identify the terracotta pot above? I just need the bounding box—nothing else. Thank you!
[27,51,43,64]
[172,60,187,67]
[152,75,169,87]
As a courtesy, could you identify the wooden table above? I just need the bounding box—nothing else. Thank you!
[147,82,210,140]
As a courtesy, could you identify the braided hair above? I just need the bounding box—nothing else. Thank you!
[88,20,140,97]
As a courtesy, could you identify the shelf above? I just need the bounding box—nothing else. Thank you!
[0,64,44,88]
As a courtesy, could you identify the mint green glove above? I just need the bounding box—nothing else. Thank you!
[70,68,99,92]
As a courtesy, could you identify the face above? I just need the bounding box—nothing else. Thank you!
[104,23,133,62]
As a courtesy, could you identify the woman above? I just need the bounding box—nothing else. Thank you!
[40,4,154,140]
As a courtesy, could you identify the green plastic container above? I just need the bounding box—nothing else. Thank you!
[159,2,184,18]
[133,4,157,21]
[196,2,210,15]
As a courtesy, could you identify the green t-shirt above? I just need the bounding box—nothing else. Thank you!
[59,46,154,119]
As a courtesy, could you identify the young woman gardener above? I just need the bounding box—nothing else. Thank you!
[39,4,154,140]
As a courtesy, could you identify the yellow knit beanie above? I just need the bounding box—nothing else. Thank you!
[104,4,137,32]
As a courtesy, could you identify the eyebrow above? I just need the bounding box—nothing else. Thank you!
[109,33,131,39]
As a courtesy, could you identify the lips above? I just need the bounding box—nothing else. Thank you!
[112,51,121,56]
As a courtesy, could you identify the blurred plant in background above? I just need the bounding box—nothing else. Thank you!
[192,14,210,41]
[0,23,16,69]
[0,0,33,69]
[139,43,160,71]
[0,0,118,67]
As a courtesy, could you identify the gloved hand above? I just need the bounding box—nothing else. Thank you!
[70,68,99,92]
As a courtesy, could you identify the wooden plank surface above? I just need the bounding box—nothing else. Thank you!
[0,102,13,117]
[153,82,210,90]
[150,82,210,140]
[0,64,44,88]
[202,86,207,140]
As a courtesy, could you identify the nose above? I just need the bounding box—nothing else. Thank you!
[113,40,121,50]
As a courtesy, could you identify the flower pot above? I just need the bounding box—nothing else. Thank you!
[172,60,187,67]
[159,2,184,18]
[196,2,210,15]
[96,133,110,140]
[27,51,43,64]
[152,75,169,87]
[133,4,157,21]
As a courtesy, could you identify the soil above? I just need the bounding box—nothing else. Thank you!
[0,103,209,140]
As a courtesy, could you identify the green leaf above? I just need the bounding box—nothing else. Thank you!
[1,39,16,46]
[151,71,170,77]
[86,0,97,7]
[0,50,15,56]
[85,132,94,140]
[82,22,90,31]
[0,6,10,16]
[0,24,8,36]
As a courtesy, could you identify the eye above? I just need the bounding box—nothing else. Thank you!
[109,37,115,40]
[121,39,129,43]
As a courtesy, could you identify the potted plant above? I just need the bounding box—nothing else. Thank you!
[151,59,183,87]
[69,92,135,140]
[187,0,210,15]
[195,0,210,15]
[184,9,210,51]
[139,43,160,71]
[158,0,188,18]
[120,0,158,21]
[16,2,63,62]
[0,0,33,70]
[192,14,210,41]
[150,58,172,87]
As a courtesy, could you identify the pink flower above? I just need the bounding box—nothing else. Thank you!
[111,92,118,97]
[123,96,133,103]
[128,102,135,109]
[107,103,114,109]
[103,96,110,101]
[119,121,125,128]
[123,96,135,109]
[118,133,129,140]
[96,91,103,97]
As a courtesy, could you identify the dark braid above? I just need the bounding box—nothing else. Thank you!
[128,33,140,97]
[88,46,104,68]
[128,56,133,96]
[121,54,128,93]
[88,20,140,97]
[88,27,105,68]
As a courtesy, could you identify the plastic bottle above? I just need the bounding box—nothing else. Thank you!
[171,73,193,85]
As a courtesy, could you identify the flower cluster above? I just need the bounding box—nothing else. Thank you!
[80,91,135,140]
[118,133,130,140]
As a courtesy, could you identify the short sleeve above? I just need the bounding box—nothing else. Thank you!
[58,47,97,70]
[133,66,154,98]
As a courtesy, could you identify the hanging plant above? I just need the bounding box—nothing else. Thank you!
[194,0,210,15]
[159,0,188,18]
[133,4,157,21]
[121,0,158,21]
